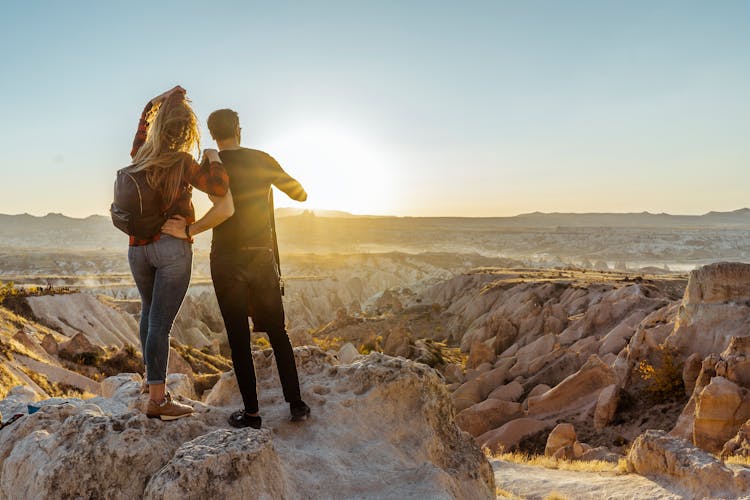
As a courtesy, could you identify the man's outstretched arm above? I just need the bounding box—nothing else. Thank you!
[268,153,307,201]
[275,172,307,202]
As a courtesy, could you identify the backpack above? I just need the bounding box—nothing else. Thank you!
[110,167,167,239]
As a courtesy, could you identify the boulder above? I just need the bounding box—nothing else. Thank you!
[337,343,360,365]
[580,446,622,463]
[552,442,584,460]
[477,418,552,454]
[100,373,142,399]
[40,334,58,356]
[167,348,194,378]
[721,419,750,459]
[455,399,523,437]
[443,363,464,384]
[58,333,106,361]
[626,430,750,499]
[487,381,524,402]
[166,373,196,400]
[718,336,750,387]
[382,325,413,358]
[527,384,550,399]
[597,311,647,356]
[466,341,496,370]
[693,376,750,452]
[593,384,620,431]
[521,351,583,391]
[508,334,556,378]
[682,352,702,396]
[475,360,514,399]
[526,355,617,417]
[544,423,576,457]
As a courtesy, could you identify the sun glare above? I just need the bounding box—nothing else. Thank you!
[263,123,397,215]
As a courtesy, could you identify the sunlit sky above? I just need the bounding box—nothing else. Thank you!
[1,1,749,218]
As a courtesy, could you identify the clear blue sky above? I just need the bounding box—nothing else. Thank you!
[1,0,748,217]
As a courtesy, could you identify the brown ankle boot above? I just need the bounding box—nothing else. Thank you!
[145,392,194,421]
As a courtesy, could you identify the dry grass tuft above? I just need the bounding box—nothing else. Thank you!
[172,343,232,373]
[313,335,345,353]
[543,493,571,500]
[724,455,750,468]
[493,451,627,474]
[0,364,23,400]
[20,367,94,399]
[495,487,524,499]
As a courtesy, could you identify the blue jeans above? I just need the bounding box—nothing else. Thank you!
[128,235,192,384]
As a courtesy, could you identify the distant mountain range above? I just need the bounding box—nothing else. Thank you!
[2,208,750,252]
[3,207,750,229]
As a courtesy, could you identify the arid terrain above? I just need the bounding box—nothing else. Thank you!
[2,211,750,498]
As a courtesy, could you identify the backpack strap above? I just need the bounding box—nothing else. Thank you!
[268,189,284,296]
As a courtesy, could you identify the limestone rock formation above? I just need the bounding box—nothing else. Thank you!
[626,430,750,499]
[455,399,522,437]
[476,418,552,453]
[526,355,617,417]
[465,341,496,370]
[0,348,494,499]
[337,342,361,364]
[593,384,620,430]
[721,419,750,459]
[672,336,750,452]
[693,376,750,452]
[665,262,750,359]
[143,429,295,500]
[580,446,621,463]
[25,293,140,347]
[487,380,524,402]
[58,332,106,361]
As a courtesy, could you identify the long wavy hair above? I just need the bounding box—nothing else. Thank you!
[129,95,200,208]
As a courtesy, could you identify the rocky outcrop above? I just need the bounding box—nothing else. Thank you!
[526,355,617,417]
[693,376,750,452]
[476,418,552,453]
[58,332,106,360]
[25,293,140,347]
[455,399,522,437]
[671,336,750,453]
[721,419,750,459]
[143,429,295,499]
[593,384,620,430]
[626,430,750,499]
[665,262,750,359]
[0,348,494,499]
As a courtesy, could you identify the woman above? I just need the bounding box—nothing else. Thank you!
[127,86,234,420]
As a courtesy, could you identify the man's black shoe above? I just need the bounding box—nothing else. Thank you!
[228,410,262,429]
[290,400,311,422]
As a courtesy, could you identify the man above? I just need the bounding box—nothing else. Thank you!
[202,108,310,428]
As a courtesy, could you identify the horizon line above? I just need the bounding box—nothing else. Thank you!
[3,207,750,221]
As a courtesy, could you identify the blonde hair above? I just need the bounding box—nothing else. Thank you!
[130,95,201,208]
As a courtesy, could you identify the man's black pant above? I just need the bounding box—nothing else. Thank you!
[210,247,301,414]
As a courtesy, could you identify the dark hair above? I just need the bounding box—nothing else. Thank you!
[207,109,240,141]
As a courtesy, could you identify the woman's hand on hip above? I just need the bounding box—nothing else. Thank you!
[161,215,190,240]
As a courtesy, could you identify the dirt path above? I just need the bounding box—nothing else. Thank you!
[492,460,685,500]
